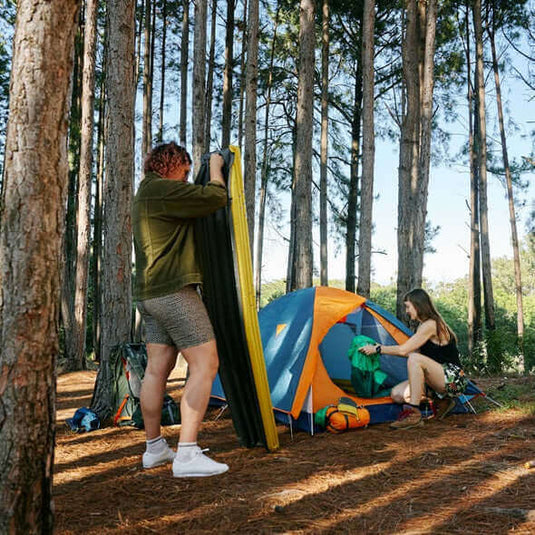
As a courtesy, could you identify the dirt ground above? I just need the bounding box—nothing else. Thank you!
[54,370,535,535]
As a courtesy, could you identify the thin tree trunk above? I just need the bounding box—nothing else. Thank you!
[414,0,437,280]
[62,16,83,371]
[205,0,218,152]
[290,0,315,289]
[489,24,524,364]
[72,0,99,371]
[142,0,153,157]
[396,0,436,320]
[221,0,235,148]
[464,2,482,356]
[0,0,80,530]
[238,0,248,147]
[136,0,145,83]
[158,0,167,143]
[91,0,136,421]
[244,0,259,247]
[357,0,375,298]
[319,0,330,287]
[346,59,363,293]
[192,0,207,166]
[180,0,189,147]
[473,0,495,330]
[255,5,280,306]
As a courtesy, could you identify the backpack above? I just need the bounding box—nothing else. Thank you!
[110,343,180,427]
[315,397,370,433]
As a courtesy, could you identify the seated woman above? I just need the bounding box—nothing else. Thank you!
[360,288,467,430]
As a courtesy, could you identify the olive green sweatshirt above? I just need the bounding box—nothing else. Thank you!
[132,171,228,301]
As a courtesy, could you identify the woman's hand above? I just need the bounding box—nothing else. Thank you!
[359,344,378,356]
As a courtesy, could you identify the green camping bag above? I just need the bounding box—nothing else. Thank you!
[131,393,180,429]
[347,335,391,398]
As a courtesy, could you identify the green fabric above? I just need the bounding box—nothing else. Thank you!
[347,335,390,398]
[314,405,329,427]
[132,171,227,300]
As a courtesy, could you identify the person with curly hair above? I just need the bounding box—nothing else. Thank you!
[133,142,230,477]
[360,288,467,430]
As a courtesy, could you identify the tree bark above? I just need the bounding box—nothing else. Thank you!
[192,0,207,167]
[237,0,248,147]
[473,0,495,330]
[290,0,315,290]
[255,5,280,306]
[319,0,330,287]
[346,56,363,293]
[221,0,235,149]
[357,0,376,298]
[204,0,218,153]
[489,22,524,363]
[244,0,259,248]
[157,0,167,143]
[396,0,436,320]
[61,15,83,371]
[72,0,99,371]
[464,2,482,356]
[0,0,80,531]
[91,0,136,421]
[142,0,153,157]
[179,0,189,147]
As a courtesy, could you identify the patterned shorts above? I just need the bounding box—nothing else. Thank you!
[137,285,215,350]
[439,363,468,398]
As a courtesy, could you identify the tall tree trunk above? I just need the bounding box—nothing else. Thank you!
[92,30,108,363]
[290,0,315,290]
[244,0,259,246]
[136,0,145,83]
[192,0,207,166]
[142,0,153,157]
[0,0,80,530]
[255,5,280,306]
[319,0,330,287]
[157,0,167,143]
[91,0,136,421]
[414,0,437,279]
[346,59,363,293]
[357,0,376,298]
[473,0,495,330]
[72,0,99,371]
[179,0,189,147]
[238,0,248,147]
[221,0,235,148]
[464,3,482,356]
[61,16,83,371]
[489,23,524,363]
[396,0,436,320]
[205,0,218,153]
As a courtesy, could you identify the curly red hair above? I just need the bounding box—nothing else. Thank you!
[144,142,192,177]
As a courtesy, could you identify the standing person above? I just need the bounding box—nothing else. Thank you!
[133,142,229,477]
[360,288,467,430]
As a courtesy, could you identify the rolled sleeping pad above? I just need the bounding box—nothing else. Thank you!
[194,146,279,451]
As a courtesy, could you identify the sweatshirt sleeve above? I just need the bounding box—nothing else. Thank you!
[142,178,228,219]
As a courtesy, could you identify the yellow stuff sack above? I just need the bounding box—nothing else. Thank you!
[315,397,370,433]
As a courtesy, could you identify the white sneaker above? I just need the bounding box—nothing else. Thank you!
[142,441,176,469]
[172,447,229,478]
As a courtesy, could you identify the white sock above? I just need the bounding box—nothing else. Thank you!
[146,436,167,454]
[176,442,197,462]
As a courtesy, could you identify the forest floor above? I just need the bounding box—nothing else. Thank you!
[54,369,535,535]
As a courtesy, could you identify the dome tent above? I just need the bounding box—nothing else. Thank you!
[211,286,480,433]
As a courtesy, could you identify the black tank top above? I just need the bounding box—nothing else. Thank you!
[419,337,461,367]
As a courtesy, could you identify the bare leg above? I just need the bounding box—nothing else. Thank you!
[391,380,411,404]
[407,352,446,407]
[140,343,178,440]
[179,339,219,443]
